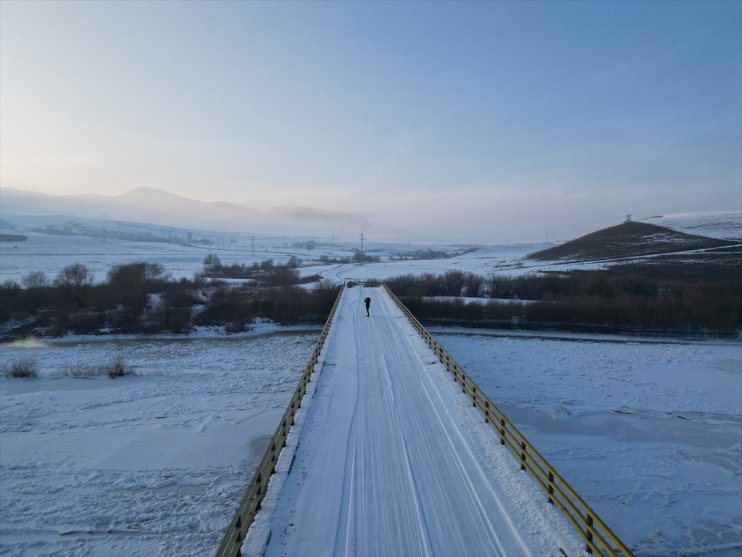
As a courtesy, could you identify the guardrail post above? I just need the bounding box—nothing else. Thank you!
[471,386,477,407]
[255,473,263,508]
[547,471,554,505]
[484,400,490,424]
[585,513,594,554]
[520,441,526,470]
[500,418,506,445]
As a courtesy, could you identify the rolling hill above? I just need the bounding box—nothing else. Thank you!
[527,220,736,262]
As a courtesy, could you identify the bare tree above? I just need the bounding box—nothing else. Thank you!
[55,263,94,307]
[107,262,167,329]
[22,271,50,289]
[107,262,166,287]
[202,253,222,277]
[55,263,94,290]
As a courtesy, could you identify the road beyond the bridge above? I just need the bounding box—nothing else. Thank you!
[243,286,585,556]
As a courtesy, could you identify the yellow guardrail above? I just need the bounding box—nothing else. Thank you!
[383,284,634,557]
[215,285,345,557]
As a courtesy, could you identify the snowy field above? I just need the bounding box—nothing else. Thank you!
[649,212,742,241]
[438,330,742,557]
[0,227,589,286]
[1,212,740,556]
[2,327,739,556]
[0,229,338,284]
[2,211,739,286]
[0,330,318,556]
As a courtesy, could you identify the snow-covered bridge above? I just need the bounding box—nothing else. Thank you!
[218,285,632,557]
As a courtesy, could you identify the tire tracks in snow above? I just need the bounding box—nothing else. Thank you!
[333,288,365,556]
[410,344,531,556]
[257,287,583,557]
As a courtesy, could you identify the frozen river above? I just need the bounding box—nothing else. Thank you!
[1,326,739,556]
[439,330,742,557]
[0,331,318,556]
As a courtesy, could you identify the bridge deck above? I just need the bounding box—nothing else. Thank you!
[244,286,583,556]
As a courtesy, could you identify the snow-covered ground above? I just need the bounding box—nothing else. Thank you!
[3,210,739,287]
[0,226,488,286]
[2,213,740,556]
[297,243,618,285]
[437,329,742,557]
[0,225,606,287]
[424,296,535,305]
[0,228,343,284]
[2,311,739,555]
[0,331,318,556]
[647,212,742,241]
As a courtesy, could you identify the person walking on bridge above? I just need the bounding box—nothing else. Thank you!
[364,296,371,317]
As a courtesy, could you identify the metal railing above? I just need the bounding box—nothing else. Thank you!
[216,285,345,557]
[383,284,634,557]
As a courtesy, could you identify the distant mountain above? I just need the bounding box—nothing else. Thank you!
[527,220,736,261]
[109,186,272,231]
[0,187,377,239]
[0,187,275,234]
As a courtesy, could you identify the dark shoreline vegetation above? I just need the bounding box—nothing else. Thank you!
[1,254,740,341]
[0,256,342,339]
[386,265,742,337]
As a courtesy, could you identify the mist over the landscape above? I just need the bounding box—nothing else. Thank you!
[2,1,740,243]
[1,2,741,557]
[3,185,740,245]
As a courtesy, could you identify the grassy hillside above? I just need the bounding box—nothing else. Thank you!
[527,221,734,261]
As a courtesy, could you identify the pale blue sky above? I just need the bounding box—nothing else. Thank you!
[1,0,740,242]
